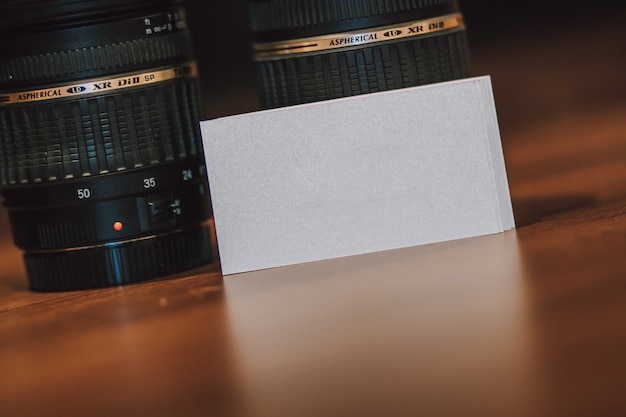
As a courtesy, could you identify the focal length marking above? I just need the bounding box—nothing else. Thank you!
[254,13,464,60]
[0,62,198,106]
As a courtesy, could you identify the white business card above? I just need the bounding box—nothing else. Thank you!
[201,76,514,275]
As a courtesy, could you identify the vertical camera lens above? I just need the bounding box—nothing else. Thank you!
[250,0,471,108]
[0,0,214,291]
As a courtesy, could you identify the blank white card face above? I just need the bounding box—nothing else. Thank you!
[201,76,515,275]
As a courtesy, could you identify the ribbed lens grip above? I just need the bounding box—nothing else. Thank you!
[256,29,469,108]
[0,77,202,186]
[25,224,213,292]
[0,31,193,84]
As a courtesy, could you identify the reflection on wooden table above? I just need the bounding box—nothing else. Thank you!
[1,13,625,417]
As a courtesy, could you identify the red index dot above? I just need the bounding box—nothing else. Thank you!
[113,221,124,232]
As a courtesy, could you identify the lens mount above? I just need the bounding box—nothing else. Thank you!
[25,223,213,291]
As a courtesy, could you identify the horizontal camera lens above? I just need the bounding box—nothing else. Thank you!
[0,0,214,291]
[250,0,471,108]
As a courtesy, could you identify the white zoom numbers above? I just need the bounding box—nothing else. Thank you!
[77,188,91,200]
[144,177,157,189]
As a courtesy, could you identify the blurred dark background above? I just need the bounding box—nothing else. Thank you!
[0,0,624,283]
[184,0,626,127]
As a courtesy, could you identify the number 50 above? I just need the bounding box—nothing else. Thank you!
[77,189,91,200]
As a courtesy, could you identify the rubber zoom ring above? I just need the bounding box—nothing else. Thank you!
[250,0,458,31]
[0,77,202,186]
[255,29,470,108]
[25,224,214,292]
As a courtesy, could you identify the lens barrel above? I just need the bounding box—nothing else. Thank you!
[0,0,214,291]
[250,0,471,108]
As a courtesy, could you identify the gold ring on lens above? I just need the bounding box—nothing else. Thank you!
[254,13,465,60]
[0,62,198,106]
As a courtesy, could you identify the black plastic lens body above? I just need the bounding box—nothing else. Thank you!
[0,0,213,291]
[250,0,471,108]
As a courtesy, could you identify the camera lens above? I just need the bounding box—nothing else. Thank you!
[250,0,470,108]
[0,0,214,291]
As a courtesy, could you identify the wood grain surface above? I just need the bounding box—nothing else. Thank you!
[1,10,625,417]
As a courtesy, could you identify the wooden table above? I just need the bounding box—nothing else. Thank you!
[1,16,625,417]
